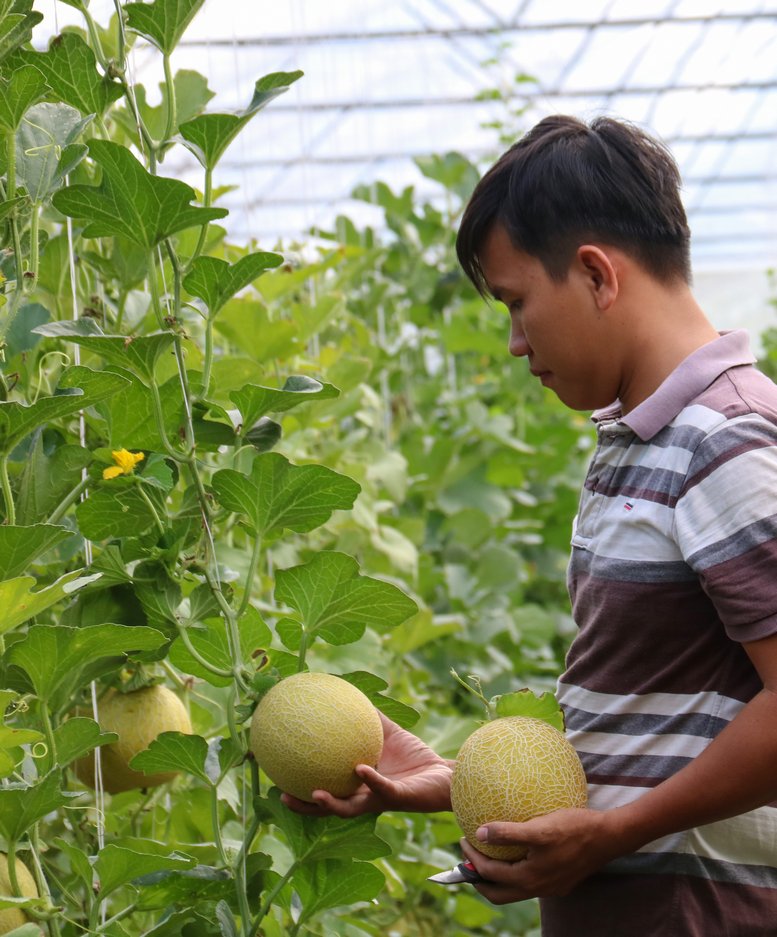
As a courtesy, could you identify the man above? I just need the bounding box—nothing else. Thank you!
[284,115,777,935]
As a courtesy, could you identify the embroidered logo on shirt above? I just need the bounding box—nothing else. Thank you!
[624,502,634,511]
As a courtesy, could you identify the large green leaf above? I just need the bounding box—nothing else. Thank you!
[95,368,187,452]
[15,438,90,526]
[182,252,283,317]
[230,376,340,432]
[0,771,79,841]
[0,65,48,131]
[6,623,167,711]
[211,453,360,538]
[12,32,123,115]
[0,570,101,635]
[94,841,196,898]
[0,365,129,455]
[75,486,162,541]
[0,524,76,579]
[130,731,210,784]
[53,717,118,767]
[0,7,43,67]
[274,551,418,646]
[257,788,390,863]
[178,71,303,170]
[52,139,227,248]
[125,0,206,55]
[16,103,91,202]
[291,859,385,926]
[34,319,175,381]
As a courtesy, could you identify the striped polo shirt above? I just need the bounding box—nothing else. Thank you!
[543,330,777,935]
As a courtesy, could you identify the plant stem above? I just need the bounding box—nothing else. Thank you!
[209,783,230,867]
[162,52,177,145]
[184,167,213,273]
[25,201,40,294]
[0,454,15,525]
[174,620,233,679]
[236,535,262,620]
[5,129,24,289]
[82,6,108,70]
[251,860,300,935]
[39,701,58,767]
[29,825,63,937]
[201,316,214,399]
[46,476,89,524]
[136,481,166,535]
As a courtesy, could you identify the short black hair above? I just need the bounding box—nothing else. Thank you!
[456,114,692,292]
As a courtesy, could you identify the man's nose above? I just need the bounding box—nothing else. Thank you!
[508,323,529,358]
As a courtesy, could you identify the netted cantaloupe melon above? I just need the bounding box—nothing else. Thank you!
[249,672,383,803]
[0,852,38,933]
[451,716,588,860]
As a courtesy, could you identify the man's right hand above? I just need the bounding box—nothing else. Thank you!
[281,710,454,818]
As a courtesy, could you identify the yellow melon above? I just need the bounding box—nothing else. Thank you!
[450,716,588,860]
[249,672,384,802]
[75,685,192,794]
[0,852,38,933]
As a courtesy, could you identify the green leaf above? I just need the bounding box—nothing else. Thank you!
[274,552,418,645]
[52,139,227,248]
[257,788,390,862]
[53,717,118,766]
[211,453,360,539]
[15,438,90,526]
[0,771,79,841]
[215,900,239,937]
[0,724,45,778]
[94,841,196,898]
[130,731,209,784]
[6,623,167,711]
[178,70,304,169]
[244,417,281,453]
[230,375,340,432]
[183,252,283,317]
[0,8,43,67]
[169,606,271,687]
[0,65,48,131]
[0,365,129,455]
[125,0,206,55]
[292,858,385,924]
[16,103,92,202]
[75,485,161,541]
[492,688,566,731]
[13,32,123,116]
[339,671,419,730]
[95,368,187,452]
[0,570,101,636]
[34,319,175,381]
[51,836,94,889]
[114,69,214,147]
[0,524,76,579]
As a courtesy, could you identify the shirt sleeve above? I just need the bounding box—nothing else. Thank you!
[673,413,777,642]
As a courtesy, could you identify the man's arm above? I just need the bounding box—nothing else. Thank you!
[461,630,777,904]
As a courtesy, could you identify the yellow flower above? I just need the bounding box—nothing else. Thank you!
[103,448,145,480]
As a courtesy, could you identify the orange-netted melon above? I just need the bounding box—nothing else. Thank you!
[451,716,588,860]
[249,672,383,803]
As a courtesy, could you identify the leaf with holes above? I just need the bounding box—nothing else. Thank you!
[211,452,360,539]
[178,70,303,169]
[183,252,283,317]
[52,139,227,248]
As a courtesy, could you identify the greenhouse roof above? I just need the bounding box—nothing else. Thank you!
[44,1,777,273]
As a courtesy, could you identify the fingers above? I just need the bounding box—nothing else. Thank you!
[476,820,533,847]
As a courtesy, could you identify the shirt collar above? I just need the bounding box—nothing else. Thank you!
[592,330,756,441]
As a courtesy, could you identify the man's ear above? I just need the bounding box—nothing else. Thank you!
[576,244,618,310]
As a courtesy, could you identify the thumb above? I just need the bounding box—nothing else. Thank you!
[476,820,538,847]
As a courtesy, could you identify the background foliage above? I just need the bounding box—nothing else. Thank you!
[0,2,593,934]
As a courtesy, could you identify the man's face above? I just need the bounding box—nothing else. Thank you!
[479,223,619,411]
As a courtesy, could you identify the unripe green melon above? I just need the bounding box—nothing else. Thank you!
[75,685,193,794]
[0,852,37,933]
[249,672,384,803]
[451,716,588,860]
